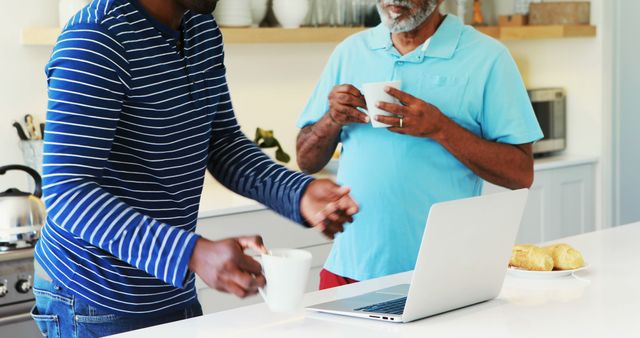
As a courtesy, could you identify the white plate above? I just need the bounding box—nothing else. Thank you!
[507,263,590,279]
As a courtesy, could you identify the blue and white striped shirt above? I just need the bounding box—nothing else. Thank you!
[35,0,313,316]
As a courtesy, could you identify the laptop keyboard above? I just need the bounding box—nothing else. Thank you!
[354,297,407,315]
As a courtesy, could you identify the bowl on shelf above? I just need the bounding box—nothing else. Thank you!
[213,0,252,27]
[273,0,310,29]
[250,0,269,26]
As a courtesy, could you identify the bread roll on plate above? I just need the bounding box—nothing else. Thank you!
[543,244,585,270]
[509,244,554,271]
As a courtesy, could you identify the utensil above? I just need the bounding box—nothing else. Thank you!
[40,123,45,139]
[0,165,46,244]
[24,114,40,140]
[12,122,29,141]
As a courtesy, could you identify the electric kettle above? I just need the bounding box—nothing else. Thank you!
[0,165,46,247]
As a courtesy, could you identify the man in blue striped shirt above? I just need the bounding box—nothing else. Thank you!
[32,0,359,336]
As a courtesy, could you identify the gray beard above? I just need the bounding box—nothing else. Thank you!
[377,0,439,33]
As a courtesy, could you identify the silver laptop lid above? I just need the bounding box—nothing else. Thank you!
[402,189,529,322]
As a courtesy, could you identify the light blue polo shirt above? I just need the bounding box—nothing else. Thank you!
[298,15,544,281]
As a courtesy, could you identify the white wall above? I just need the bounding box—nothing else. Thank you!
[613,0,640,225]
[0,1,57,191]
[0,0,613,228]
[500,0,614,228]
[223,43,333,168]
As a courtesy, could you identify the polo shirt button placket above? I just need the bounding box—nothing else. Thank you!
[187,75,197,101]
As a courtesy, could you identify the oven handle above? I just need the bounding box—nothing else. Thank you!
[0,312,33,325]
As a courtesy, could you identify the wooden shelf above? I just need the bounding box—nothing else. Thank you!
[220,27,364,44]
[20,25,596,46]
[20,26,365,46]
[485,25,597,40]
[21,27,62,46]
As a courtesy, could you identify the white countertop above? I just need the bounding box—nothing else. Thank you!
[533,154,599,171]
[112,222,639,338]
[198,154,599,218]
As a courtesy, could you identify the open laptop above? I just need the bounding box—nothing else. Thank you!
[306,189,529,323]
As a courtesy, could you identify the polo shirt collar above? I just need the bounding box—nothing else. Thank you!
[367,14,464,59]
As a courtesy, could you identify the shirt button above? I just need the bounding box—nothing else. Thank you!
[397,61,405,66]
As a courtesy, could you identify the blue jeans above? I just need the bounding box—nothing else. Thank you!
[30,275,203,338]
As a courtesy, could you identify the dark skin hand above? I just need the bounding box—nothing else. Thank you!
[301,179,359,239]
[375,87,534,189]
[297,85,368,174]
[188,236,267,298]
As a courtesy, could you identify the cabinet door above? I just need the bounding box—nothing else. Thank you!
[516,175,549,244]
[484,163,595,243]
[545,164,596,240]
[482,172,551,244]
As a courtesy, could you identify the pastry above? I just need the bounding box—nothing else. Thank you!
[543,244,585,270]
[509,244,554,271]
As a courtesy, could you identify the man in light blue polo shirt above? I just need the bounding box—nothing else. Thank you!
[296,0,544,289]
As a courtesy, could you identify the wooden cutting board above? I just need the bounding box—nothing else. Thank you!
[529,2,591,25]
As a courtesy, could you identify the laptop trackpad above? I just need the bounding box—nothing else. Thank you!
[374,284,410,296]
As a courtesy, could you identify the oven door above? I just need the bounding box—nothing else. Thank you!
[0,301,40,338]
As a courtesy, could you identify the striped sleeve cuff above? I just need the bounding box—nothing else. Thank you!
[133,218,201,289]
[170,232,200,289]
[290,174,315,227]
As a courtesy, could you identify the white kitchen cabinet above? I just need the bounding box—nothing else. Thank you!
[195,209,332,314]
[484,157,596,244]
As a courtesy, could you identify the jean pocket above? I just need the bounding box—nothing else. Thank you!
[31,305,60,338]
[75,313,129,338]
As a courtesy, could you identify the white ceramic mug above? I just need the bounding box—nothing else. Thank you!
[259,249,312,313]
[362,80,402,128]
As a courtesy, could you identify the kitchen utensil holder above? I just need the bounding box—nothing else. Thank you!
[18,140,43,192]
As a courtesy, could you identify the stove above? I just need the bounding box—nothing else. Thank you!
[0,240,35,253]
[0,244,36,333]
